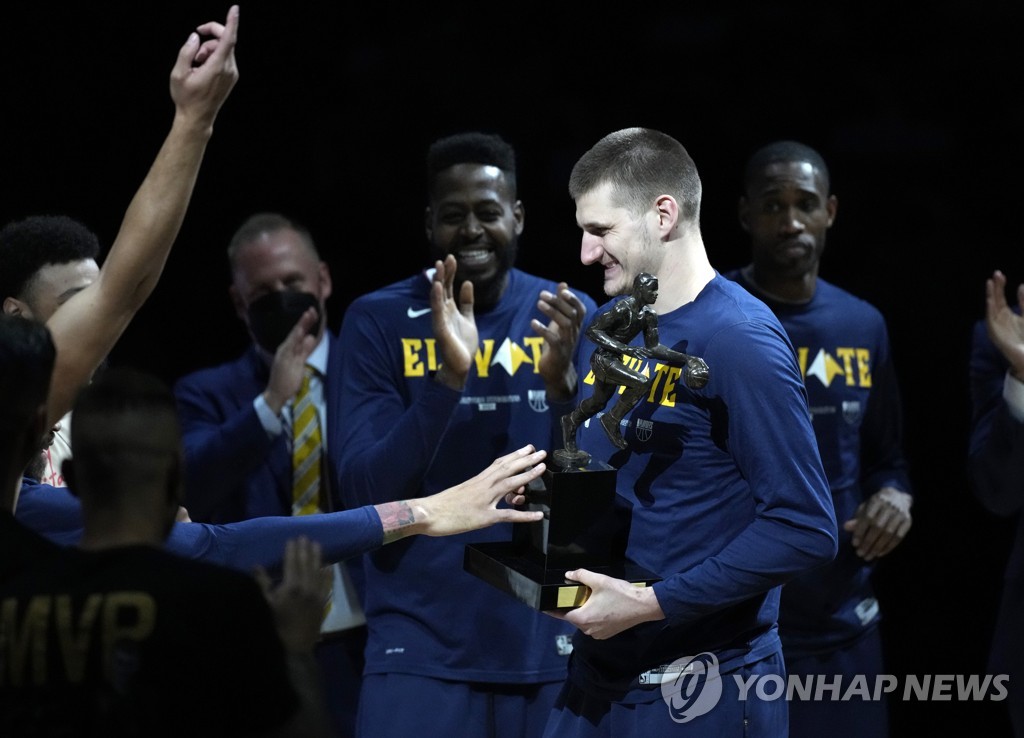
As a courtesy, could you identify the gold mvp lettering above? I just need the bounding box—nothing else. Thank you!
[1,592,156,686]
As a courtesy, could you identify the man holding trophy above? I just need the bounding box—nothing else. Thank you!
[537,128,838,737]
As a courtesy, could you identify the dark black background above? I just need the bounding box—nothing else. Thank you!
[3,2,1021,735]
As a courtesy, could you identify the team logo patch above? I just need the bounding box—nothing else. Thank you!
[635,418,654,442]
[555,634,574,656]
[842,400,862,425]
[528,389,549,413]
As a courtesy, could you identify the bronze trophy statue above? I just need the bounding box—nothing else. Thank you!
[464,273,709,610]
[556,272,709,468]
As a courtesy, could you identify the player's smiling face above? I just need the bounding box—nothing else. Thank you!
[576,182,660,298]
[425,163,523,308]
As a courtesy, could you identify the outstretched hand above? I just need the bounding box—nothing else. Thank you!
[419,445,547,536]
[170,4,240,130]
[985,269,1024,376]
[430,254,478,390]
[533,283,588,401]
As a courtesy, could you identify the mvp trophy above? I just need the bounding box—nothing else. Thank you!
[464,272,710,610]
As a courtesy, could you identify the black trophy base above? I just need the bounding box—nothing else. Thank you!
[464,540,661,611]
[551,447,591,469]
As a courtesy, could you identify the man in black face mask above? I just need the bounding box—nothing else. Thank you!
[172,211,364,738]
[174,212,332,522]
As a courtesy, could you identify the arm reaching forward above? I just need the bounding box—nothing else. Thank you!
[377,445,546,544]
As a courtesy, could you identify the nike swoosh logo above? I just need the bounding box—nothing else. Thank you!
[407,307,432,318]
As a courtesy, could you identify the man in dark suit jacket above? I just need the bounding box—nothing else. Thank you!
[174,212,339,522]
[969,268,1024,738]
[173,212,363,738]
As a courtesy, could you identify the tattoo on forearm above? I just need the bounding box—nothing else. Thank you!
[378,501,417,545]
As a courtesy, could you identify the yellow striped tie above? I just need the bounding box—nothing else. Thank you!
[292,365,322,516]
[291,367,335,626]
